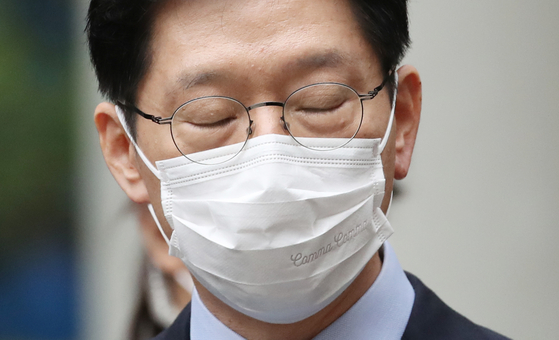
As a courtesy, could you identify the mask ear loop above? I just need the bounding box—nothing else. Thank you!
[115,105,162,180]
[378,71,399,154]
[147,203,192,294]
[378,71,398,216]
[174,269,194,294]
[115,106,170,246]
[148,204,171,246]
[385,191,394,218]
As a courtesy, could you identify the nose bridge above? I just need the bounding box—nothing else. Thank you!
[247,101,288,136]
[247,101,284,111]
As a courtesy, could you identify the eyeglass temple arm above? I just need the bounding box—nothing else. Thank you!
[116,101,172,125]
[358,70,393,100]
[118,72,394,122]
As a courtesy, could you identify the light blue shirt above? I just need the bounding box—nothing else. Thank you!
[190,241,415,339]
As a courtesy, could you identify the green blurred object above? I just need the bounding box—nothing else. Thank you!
[0,0,73,259]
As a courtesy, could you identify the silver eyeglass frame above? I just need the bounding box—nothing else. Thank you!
[116,74,391,163]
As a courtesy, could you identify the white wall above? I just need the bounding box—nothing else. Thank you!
[390,1,559,339]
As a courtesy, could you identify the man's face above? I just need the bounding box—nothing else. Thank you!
[133,0,397,229]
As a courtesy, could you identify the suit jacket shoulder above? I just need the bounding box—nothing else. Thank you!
[151,302,191,340]
[402,272,510,340]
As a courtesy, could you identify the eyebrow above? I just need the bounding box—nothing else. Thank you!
[289,50,347,70]
[174,50,350,91]
[177,71,221,90]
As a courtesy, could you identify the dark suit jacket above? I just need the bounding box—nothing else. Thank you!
[153,273,510,339]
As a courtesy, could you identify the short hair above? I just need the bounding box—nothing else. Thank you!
[86,0,410,138]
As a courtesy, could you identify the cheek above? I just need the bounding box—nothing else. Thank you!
[381,130,396,177]
[135,154,163,205]
[356,97,393,140]
[137,159,176,236]
[135,118,183,162]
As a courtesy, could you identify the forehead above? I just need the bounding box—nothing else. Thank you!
[142,0,381,103]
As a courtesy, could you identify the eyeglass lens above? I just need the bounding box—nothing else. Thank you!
[170,83,363,164]
[283,83,362,146]
[171,96,251,163]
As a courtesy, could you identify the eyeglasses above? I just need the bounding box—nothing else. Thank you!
[118,78,388,165]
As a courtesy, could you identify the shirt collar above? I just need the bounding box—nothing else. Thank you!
[190,241,415,339]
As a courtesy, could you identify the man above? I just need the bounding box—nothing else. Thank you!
[87,0,509,339]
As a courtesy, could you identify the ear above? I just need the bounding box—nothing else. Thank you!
[393,65,422,180]
[94,102,150,203]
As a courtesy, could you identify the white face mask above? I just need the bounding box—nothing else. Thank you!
[116,79,397,324]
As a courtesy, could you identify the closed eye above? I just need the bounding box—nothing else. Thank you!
[187,116,237,129]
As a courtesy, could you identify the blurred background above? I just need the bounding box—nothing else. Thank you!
[0,0,76,339]
[0,0,558,339]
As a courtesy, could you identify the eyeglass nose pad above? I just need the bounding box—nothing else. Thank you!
[280,117,289,131]
[247,120,254,135]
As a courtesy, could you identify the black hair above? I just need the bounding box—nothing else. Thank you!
[349,1,410,92]
[86,0,410,138]
[86,0,161,137]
